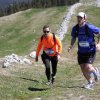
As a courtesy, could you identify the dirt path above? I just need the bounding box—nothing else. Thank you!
[57,3,82,40]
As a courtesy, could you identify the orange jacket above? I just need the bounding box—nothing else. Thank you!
[36,33,62,57]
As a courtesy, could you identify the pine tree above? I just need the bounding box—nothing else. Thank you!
[0,0,79,17]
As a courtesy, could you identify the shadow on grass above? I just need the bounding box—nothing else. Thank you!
[28,87,49,91]
[55,85,83,89]
[20,77,39,83]
[56,85,83,89]
[67,86,83,88]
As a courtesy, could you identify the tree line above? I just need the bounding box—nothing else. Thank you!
[0,0,79,17]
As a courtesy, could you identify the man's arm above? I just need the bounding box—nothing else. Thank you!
[55,36,62,60]
[89,24,100,50]
[96,33,100,51]
[35,39,43,62]
[68,37,76,52]
[88,24,100,41]
[97,33,100,44]
[68,26,77,52]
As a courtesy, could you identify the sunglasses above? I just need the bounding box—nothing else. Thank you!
[43,31,50,33]
[77,16,85,20]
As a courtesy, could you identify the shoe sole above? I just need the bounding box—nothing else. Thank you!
[83,83,94,90]
[84,87,94,90]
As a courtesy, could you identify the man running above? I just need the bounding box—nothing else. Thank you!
[68,12,100,90]
[36,25,62,85]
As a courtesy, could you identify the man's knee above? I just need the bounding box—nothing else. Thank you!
[84,64,94,71]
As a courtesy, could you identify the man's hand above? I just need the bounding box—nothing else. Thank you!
[68,37,76,52]
[96,34,100,51]
[57,54,60,60]
[96,43,100,51]
[35,56,38,62]
[68,45,73,52]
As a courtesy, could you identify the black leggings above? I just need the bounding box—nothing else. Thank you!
[41,52,58,81]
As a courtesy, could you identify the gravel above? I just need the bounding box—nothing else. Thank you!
[2,53,33,68]
[96,0,100,7]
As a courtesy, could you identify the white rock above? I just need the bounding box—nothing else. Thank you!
[23,58,32,64]
[30,51,36,59]
[3,62,10,68]
[3,53,32,68]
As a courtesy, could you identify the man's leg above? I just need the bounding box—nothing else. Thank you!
[84,64,99,82]
[80,64,95,84]
[78,52,99,83]
[78,53,95,89]
[45,59,51,81]
[51,56,58,84]
[41,54,51,82]
[80,63,99,89]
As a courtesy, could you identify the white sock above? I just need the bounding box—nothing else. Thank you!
[88,80,93,84]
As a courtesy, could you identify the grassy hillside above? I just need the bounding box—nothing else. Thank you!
[0,6,67,57]
[0,5,100,100]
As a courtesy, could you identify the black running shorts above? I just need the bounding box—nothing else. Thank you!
[78,52,96,65]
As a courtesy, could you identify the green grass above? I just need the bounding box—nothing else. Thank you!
[0,5,100,100]
[0,6,67,57]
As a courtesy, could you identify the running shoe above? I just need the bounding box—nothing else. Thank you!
[94,67,100,82]
[83,83,94,90]
[46,80,52,85]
